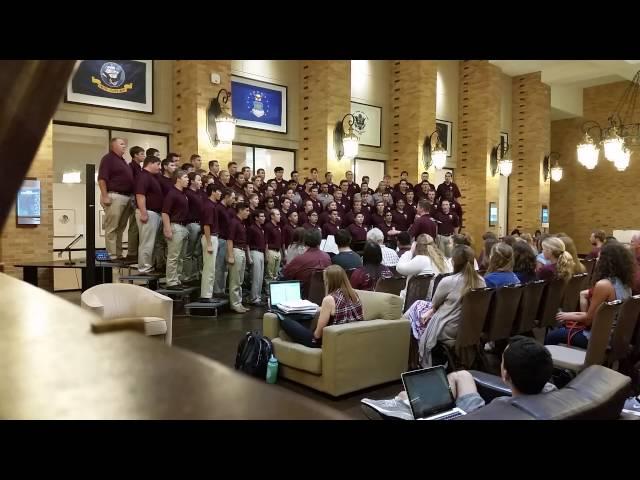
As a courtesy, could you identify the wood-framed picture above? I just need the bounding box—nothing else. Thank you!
[65,60,154,113]
[489,202,498,227]
[231,75,287,133]
[436,119,453,157]
[350,102,382,147]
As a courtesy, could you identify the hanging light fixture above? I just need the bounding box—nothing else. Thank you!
[334,113,359,160]
[207,88,236,146]
[422,129,447,170]
[544,152,563,182]
[490,136,513,177]
[576,69,640,171]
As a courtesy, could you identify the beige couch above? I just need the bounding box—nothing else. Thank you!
[263,290,409,397]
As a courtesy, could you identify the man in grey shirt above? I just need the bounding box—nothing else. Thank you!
[331,230,362,271]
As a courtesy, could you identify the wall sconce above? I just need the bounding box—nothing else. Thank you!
[543,152,563,182]
[334,113,359,160]
[490,137,512,177]
[207,88,236,146]
[422,130,447,170]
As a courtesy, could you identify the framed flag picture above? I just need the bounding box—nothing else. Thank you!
[66,60,154,113]
[231,76,287,133]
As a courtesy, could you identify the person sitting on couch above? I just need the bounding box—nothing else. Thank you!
[361,335,556,420]
[279,265,364,348]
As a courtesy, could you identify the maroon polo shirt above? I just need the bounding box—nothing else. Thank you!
[298,211,312,226]
[435,211,459,236]
[379,222,398,242]
[264,221,283,251]
[303,222,322,233]
[130,161,142,180]
[392,210,411,231]
[405,203,417,224]
[201,198,219,235]
[216,203,233,240]
[633,254,640,295]
[282,222,297,248]
[158,174,174,196]
[442,201,463,224]
[309,198,323,214]
[162,187,189,224]
[347,223,368,242]
[370,212,387,229]
[346,182,361,197]
[414,182,435,196]
[436,182,462,201]
[267,178,287,197]
[228,216,248,250]
[185,188,203,224]
[408,214,438,240]
[393,181,414,192]
[392,190,409,203]
[282,248,332,294]
[335,200,349,217]
[326,182,338,195]
[322,222,340,239]
[135,169,163,213]
[342,209,370,227]
[98,151,134,194]
[247,223,266,251]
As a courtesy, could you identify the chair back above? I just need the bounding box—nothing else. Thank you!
[537,277,567,329]
[456,288,495,351]
[307,269,326,306]
[374,276,406,296]
[512,280,546,334]
[581,258,597,286]
[431,272,454,299]
[561,273,588,312]
[484,284,523,342]
[584,300,622,368]
[403,274,433,313]
[609,295,640,366]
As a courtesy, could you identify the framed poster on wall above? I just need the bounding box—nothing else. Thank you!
[231,76,287,133]
[489,202,498,227]
[436,119,453,157]
[66,60,154,113]
[350,102,382,147]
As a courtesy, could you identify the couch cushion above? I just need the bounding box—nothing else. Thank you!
[272,338,322,374]
[356,290,403,321]
[546,345,586,371]
[119,317,167,336]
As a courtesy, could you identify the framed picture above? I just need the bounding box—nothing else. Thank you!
[99,210,106,237]
[489,202,498,227]
[231,76,287,133]
[16,178,40,227]
[350,102,382,147]
[436,119,453,157]
[66,60,154,113]
[500,131,509,149]
[53,209,76,237]
[541,205,549,227]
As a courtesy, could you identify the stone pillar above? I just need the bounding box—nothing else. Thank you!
[508,72,551,233]
[456,61,502,245]
[0,122,54,289]
[390,61,437,183]
[173,60,233,167]
[299,61,350,180]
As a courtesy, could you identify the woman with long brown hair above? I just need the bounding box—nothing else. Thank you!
[484,243,520,289]
[279,265,364,348]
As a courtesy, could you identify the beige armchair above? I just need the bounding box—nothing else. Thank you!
[81,283,173,345]
[263,290,409,397]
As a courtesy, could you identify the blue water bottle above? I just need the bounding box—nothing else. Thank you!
[266,355,279,384]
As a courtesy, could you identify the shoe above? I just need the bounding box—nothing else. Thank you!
[360,398,414,421]
[198,298,216,304]
[231,305,249,313]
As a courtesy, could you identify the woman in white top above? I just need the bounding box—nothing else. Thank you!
[396,234,451,302]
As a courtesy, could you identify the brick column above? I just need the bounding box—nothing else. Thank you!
[299,61,350,180]
[508,72,551,233]
[456,61,502,244]
[173,60,233,166]
[0,123,54,289]
[390,61,437,183]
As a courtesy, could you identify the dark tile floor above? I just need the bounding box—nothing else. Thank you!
[57,290,402,419]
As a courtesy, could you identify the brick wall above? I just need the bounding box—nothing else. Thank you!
[550,80,640,253]
[0,123,53,288]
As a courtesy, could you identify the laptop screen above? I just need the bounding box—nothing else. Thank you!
[269,281,302,306]
[402,366,455,419]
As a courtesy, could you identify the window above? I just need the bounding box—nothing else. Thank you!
[232,144,295,178]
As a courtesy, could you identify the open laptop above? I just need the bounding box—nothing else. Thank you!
[268,280,303,310]
[401,366,466,420]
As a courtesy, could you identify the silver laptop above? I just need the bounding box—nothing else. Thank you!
[401,366,466,420]
[268,280,302,310]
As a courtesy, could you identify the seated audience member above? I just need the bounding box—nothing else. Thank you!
[536,237,574,282]
[332,230,363,271]
[546,241,633,348]
[396,231,412,257]
[631,233,640,295]
[285,227,308,264]
[558,235,586,274]
[512,241,537,284]
[350,241,392,291]
[510,229,521,237]
[478,233,498,271]
[361,336,555,420]
[586,229,606,260]
[279,265,364,348]
[452,233,479,270]
[535,233,552,269]
[403,245,485,365]
[520,233,538,255]
[367,228,399,267]
[501,235,517,247]
[484,243,521,289]
[396,234,451,301]
[282,229,331,295]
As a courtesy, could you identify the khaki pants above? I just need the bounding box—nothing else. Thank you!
[165,223,189,287]
[103,192,133,259]
[437,234,453,258]
[228,248,247,308]
[182,222,202,282]
[249,250,264,303]
[213,238,228,295]
[200,235,219,299]
[127,202,139,259]
[265,249,281,281]
[135,209,162,273]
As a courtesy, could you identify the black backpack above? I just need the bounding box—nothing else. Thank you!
[235,331,273,379]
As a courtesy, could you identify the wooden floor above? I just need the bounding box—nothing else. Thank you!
[56,290,402,419]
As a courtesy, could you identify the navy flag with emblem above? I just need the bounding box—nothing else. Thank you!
[71,60,147,104]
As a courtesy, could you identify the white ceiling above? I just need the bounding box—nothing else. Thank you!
[490,60,640,120]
